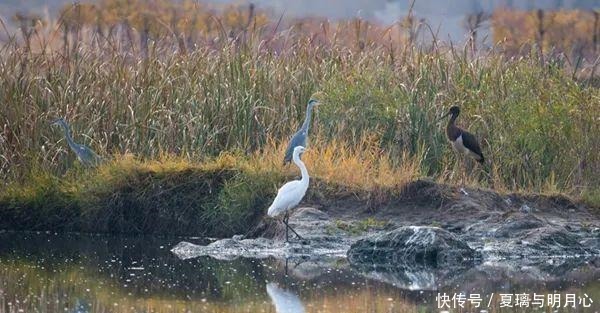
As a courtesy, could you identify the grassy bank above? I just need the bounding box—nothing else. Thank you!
[1,135,598,236]
[0,138,425,236]
[0,155,272,236]
[1,5,599,234]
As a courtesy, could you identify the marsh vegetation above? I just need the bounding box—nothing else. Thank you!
[0,1,599,235]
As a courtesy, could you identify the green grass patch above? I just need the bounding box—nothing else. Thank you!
[333,218,392,236]
[582,188,600,210]
[0,155,277,237]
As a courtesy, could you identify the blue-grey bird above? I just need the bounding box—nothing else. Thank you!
[52,118,101,166]
[283,99,320,165]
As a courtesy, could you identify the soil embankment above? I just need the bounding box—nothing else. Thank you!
[2,168,599,263]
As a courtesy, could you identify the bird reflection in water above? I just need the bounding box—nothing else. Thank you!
[266,282,305,313]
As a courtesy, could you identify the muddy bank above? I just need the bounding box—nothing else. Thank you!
[172,179,600,288]
[2,167,599,251]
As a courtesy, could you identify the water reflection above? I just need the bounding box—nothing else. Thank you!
[266,282,305,313]
[71,298,90,313]
[0,232,599,313]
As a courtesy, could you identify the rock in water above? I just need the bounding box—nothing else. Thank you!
[347,226,478,267]
[493,213,545,238]
[517,227,594,258]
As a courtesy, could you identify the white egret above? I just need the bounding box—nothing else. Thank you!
[268,146,309,242]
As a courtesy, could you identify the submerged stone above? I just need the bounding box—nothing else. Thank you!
[493,213,545,238]
[347,226,478,267]
[518,227,594,257]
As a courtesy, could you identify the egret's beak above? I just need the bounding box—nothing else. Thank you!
[436,112,451,122]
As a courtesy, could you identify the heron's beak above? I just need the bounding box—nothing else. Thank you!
[436,112,450,122]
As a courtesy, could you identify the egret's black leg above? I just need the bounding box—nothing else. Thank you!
[287,224,304,240]
[283,213,289,242]
[282,213,303,241]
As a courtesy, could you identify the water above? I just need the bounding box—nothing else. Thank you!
[0,232,598,313]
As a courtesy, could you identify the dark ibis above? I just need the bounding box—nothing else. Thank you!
[438,106,484,164]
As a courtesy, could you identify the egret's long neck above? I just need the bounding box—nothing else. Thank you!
[293,153,309,184]
[60,121,77,149]
[300,103,314,133]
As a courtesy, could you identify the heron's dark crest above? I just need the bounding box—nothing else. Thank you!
[307,99,318,106]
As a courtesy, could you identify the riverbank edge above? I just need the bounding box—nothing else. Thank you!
[1,157,597,237]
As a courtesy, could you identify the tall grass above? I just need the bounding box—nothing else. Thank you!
[0,139,423,235]
[0,11,598,201]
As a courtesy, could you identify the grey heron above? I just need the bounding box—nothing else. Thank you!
[51,118,101,166]
[268,146,309,242]
[283,99,320,165]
